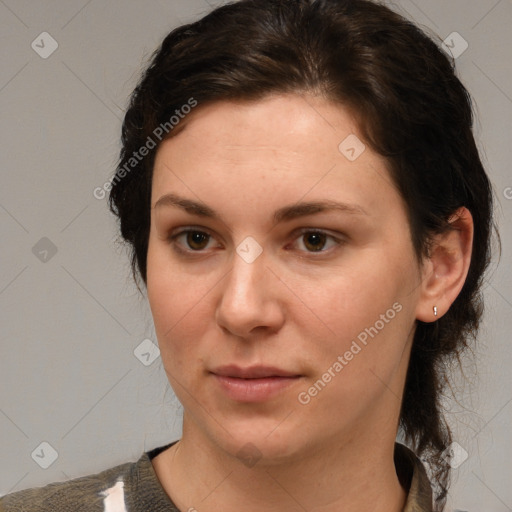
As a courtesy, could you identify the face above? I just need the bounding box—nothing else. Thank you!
[146,93,426,463]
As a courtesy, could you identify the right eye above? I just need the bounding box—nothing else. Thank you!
[169,228,221,254]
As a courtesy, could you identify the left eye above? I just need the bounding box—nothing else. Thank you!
[292,230,339,252]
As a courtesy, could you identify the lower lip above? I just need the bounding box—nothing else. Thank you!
[212,374,301,402]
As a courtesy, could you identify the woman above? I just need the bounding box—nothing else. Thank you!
[0,0,495,511]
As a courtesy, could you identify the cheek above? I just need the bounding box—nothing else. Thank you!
[146,247,216,368]
[307,258,409,332]
[295,280,414,421]
[298,251,418,379]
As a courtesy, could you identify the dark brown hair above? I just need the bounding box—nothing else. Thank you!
[109,0,495,508]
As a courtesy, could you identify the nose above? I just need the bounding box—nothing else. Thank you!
[215,249,285,339]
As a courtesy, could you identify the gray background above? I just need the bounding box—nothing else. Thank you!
[0,0,510,510]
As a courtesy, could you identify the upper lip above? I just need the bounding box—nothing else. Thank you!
[211,365,301,379]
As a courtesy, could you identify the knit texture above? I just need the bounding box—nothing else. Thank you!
[0,442,432,511]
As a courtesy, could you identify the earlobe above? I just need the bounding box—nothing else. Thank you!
[415,207,474,322]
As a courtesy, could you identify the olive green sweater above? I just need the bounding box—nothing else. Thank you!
[0,442,433,511]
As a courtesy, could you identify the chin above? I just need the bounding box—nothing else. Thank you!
[202,414,315,467]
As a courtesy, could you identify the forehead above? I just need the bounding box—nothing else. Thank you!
[160,94,362,152]
[151,94,401,223]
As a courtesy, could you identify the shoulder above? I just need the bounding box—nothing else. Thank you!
[0,454,146,512]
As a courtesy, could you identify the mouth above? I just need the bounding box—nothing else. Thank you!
[210,365,303,402]
[212,364,301,379]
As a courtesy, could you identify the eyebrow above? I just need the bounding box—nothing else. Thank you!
[153,192,368,224]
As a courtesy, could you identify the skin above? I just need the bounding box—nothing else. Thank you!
[146,93,473,512]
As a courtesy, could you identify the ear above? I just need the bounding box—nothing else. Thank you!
[415,207,474,322]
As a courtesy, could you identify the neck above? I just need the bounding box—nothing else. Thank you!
[152,423,407,512]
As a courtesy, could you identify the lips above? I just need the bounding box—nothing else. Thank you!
[211,364,300,379]
[210,365,302,402]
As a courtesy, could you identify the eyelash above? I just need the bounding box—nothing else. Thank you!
[168,227,343,256]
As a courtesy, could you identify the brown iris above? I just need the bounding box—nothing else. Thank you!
[186,231,210,250]
[302,232,327,252]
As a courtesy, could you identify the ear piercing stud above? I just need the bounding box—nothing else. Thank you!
[433,306,438,317]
